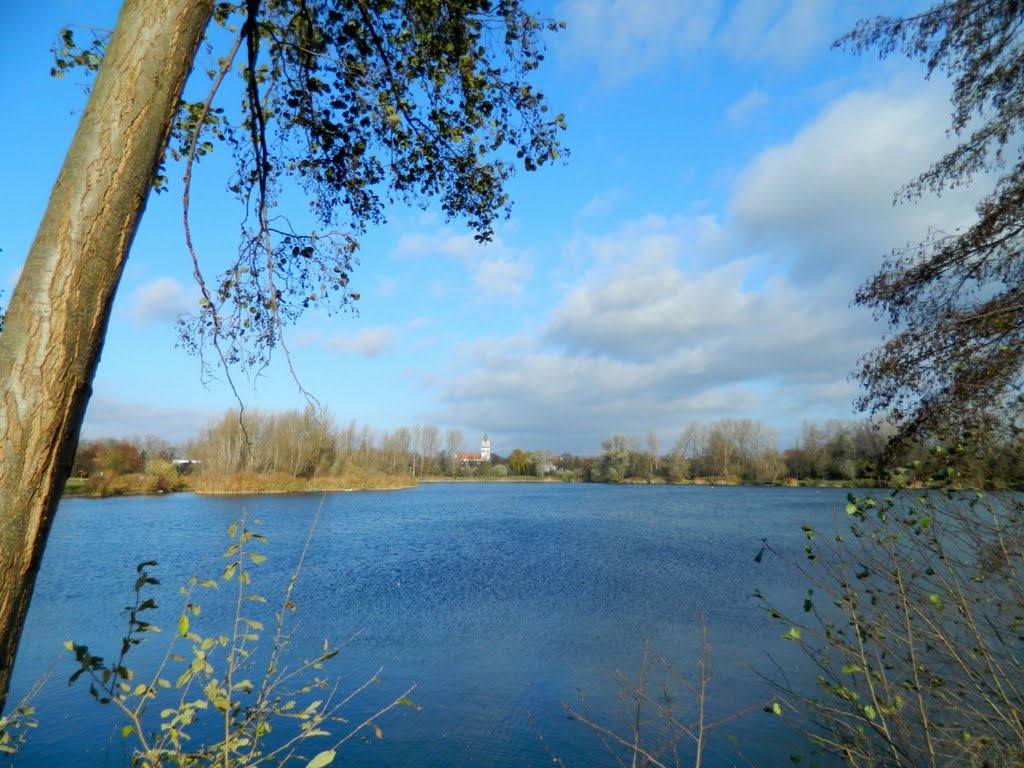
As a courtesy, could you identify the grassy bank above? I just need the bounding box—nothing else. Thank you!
[62,472,945,497]
[63,472,188,497]
[417,475,561,483]
[191,470,412,494]
[63,470,413,497]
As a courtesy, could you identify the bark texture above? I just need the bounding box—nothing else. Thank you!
[0,0,212,709]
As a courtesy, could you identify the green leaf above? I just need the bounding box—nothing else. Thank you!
[178,615,189,637]
[121,725,134,738]
[782,627,801,641]
[306,749,336,768]
[771,702,782,716]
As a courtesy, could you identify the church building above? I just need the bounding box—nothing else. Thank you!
[457,434,492,464]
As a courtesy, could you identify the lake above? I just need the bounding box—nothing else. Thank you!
[7,483,852,766]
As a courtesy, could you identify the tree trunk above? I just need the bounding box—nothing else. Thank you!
[0,0,212,710]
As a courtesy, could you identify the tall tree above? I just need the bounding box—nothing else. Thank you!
[646,428,659,473]
[0,0,565,709]
[0,0,212,709]
[597,434,635,482]
[419,425,440,475]
[445,428,465,474]
[844,2,1024,443]
[507,448,533,476]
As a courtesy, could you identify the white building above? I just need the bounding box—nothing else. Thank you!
[457,434,492,465]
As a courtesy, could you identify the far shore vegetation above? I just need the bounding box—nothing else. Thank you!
[65,406,1024,498]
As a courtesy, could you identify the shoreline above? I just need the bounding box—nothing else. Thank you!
[64,474,1009,498]
[192,484,418,496]
[63,472,418,499]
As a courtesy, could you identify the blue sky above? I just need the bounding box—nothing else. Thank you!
[3,1,984,455]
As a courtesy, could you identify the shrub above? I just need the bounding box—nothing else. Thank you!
[65,517,418,767]
[548,620,766,768]
[760,482,1024,767]
[144,458,180,492]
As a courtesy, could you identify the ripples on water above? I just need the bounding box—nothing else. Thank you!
[10,483,852,766]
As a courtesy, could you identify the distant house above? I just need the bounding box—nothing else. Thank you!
[457,434,492,465]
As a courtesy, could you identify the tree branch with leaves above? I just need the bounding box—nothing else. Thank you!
[843,2,1024,446]
[0,0,566,711]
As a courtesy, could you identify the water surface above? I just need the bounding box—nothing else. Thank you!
[9,483,850,766]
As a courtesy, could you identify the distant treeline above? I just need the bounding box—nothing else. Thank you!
[72,407,472,492]
[560,419,1024,488]
[71,408,1024,492]
[185,408,470,478]
[569,419,1024,488]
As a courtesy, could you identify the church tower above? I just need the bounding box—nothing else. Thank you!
[481,434,491,462]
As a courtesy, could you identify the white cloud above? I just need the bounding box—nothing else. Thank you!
[392,230,481,264]
[558,0,845,83]
[129,277,191,325]
[554,214,732,289]
[475,258,532,300]
[423,80,985,451]
[719,0,835,66]
[546,252,750,361]
[725,88,769,126]
[289,329,324,348]
[558,0,719,83]
[324,326,398,357]
[81,395,218,444]
[575,189,624,222]
[730,81,984,281]
[430,215,880,451]
[391,227,532,303]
